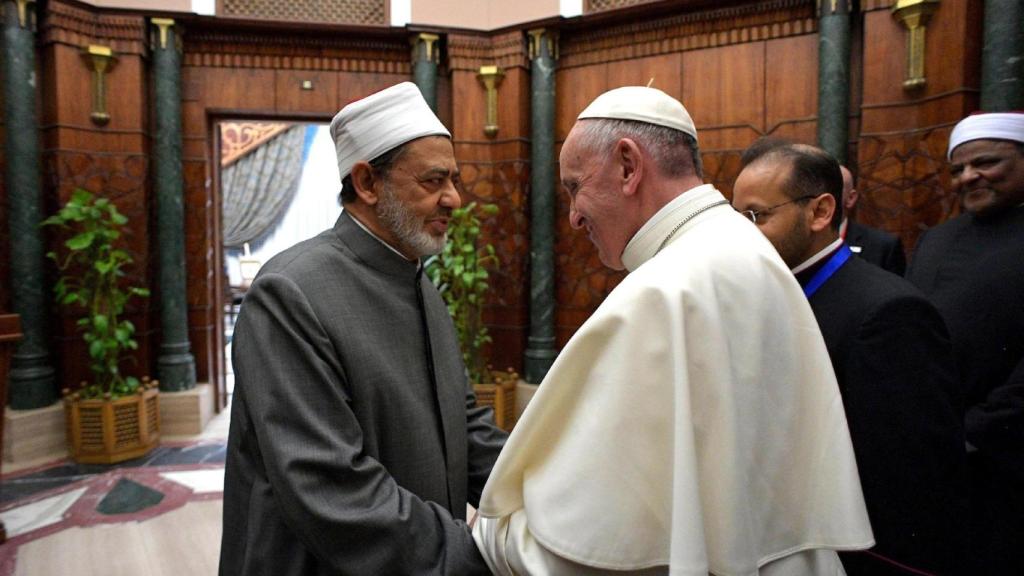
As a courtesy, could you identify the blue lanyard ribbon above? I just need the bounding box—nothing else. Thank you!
[803,244,852,297]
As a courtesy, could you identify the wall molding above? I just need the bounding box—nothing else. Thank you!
[560,0,816,68]
[40,0,147,56]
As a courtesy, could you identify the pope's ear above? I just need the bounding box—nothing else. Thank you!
[809,193,837,232]
[617,137,643,197]
[350,161,379,205]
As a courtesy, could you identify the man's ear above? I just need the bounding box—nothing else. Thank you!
[350,161,380,206]
[809,193,837,232]
[617,137,643,197]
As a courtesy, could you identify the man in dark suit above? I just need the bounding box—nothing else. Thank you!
[839,165,906,275]
[906,111,1024,574]
[732,143,967,576]
[219,83,507,575]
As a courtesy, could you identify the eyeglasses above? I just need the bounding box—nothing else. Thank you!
[737,195,818,224]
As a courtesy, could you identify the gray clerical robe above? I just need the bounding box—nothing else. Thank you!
[220,212,507,575]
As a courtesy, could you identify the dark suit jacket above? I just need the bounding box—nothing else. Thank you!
[803,255,967,575]
[220,213,507,575]
[845,220,906,276]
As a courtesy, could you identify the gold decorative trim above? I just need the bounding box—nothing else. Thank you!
[477,66,505,138]
[220,122,291,167]
[892,0,940,90]
[527,28,558,61]
[151,18,174,50]
[413,32,440,63]
[15,0,33,28]
[82,44,118,126]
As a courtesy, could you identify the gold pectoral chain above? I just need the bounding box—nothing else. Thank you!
[656,200,730,254]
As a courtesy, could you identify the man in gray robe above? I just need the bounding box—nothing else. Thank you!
[219,82,507,575]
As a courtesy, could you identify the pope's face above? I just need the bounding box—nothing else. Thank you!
[559,125,633,270]
[731,160,812,269]
[375,136,461,259]
[949,139,1024,218]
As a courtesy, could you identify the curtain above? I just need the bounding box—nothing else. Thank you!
[225,126,343,287]
[221,125,307,248]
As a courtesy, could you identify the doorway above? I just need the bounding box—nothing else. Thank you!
[218,121,342,402]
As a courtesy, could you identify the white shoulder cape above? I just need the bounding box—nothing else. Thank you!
[475,186,873,575]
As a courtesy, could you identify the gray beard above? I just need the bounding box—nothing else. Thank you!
[376,184,447,258]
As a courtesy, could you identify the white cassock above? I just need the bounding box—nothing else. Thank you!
[473,185,874,575]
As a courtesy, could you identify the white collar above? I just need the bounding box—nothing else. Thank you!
[344,210,419,265]
[621,184,725,272]
[791,237,844,274]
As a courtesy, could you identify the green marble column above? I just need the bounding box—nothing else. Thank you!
[151,18,196,392]
[4,0,57,409]
[524,29,559,384]
[981,0,1024,111]
[412,33,439,112]
[816,0,852,165]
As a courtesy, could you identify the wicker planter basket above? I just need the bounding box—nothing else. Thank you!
[64,381,160,464]
[473,369,519,431]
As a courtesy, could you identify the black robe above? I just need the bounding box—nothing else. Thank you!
[799,254,968,575]
[220,213,507,575]
[845,219,906,276]
[906,206,1024,574]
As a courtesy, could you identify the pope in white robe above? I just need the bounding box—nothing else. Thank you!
[472,87,874,575]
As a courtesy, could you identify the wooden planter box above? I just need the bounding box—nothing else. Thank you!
[473,369,518,431]
[64,385,160,464]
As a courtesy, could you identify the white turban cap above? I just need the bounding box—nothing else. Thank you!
[577,86,698,142]
[330,82,451,180]
[948,112,1024,159]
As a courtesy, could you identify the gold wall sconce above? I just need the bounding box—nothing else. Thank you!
[891,0,941,90]
[82,45,118,126]
[477,65,504,138]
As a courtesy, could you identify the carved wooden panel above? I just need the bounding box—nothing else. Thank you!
[218,0,387,26]
[585,0,658,13]
[856,128,958,254]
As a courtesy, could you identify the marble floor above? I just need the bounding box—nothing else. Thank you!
[0,407,230,576]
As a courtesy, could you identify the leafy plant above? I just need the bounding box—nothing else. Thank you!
[43,188,150,400]
[426,201,500,384]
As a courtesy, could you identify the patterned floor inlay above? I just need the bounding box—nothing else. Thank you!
[0,440,226,576]
[96,478,165,515]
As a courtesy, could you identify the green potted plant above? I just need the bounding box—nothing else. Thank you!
[427,201,518,429]
[43,188,160,464]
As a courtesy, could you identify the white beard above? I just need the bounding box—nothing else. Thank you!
[376,184,447,258]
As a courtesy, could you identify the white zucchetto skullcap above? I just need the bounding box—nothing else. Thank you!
[330,82,451,180]
[948,111,1024,159]
[577,86,698,142]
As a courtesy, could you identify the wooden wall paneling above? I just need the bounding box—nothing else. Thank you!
[857,0,983,253]
[274,70,341,114]
[335,71,409,111]
[192,67,277,111]
[681,42,765,150]
[554,63,609,140]
[38,3,154,391]
[451,68,490,143]
[764,34,818,144]
[682,42,765,196]
[604,53,683,100]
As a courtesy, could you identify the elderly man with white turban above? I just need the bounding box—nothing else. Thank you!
[220,82,506,575]
[906,111,1024,574]
[472,86,874,575]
